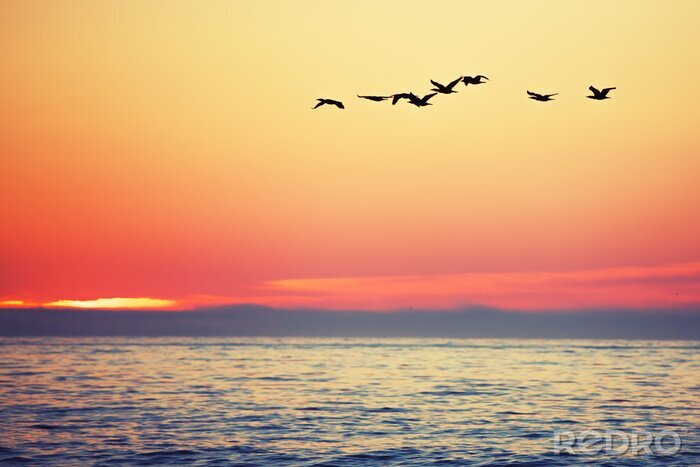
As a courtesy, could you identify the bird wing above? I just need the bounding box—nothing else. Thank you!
[391,94,404,105]
[331,100,344,109]
[408,94,422,105]
[447,77,462,89]
[422,92,437,103]
[600,87,616,96]
[430,80,444,89]
[589,86,601,96]
[545,93,558,97]
[476,75,489,80]
[313,101,325,109]
[357,95,368,100]
[527,90,540,97]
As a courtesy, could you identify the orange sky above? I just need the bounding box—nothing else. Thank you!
[2,1,700,311]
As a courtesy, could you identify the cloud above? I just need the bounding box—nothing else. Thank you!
[262,262,700,311]
[5,262,700,312]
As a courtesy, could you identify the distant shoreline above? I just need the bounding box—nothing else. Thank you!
[2,306,698,340]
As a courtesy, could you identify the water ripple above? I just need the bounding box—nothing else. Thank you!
[0,337,697,465]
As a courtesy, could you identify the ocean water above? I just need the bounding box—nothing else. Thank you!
[0,338,698,466]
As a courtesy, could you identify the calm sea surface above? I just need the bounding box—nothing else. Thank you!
[0,338,698,466]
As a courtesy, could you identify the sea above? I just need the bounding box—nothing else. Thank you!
[0,338,698,466]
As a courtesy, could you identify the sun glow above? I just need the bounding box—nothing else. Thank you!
[45,298,176,309]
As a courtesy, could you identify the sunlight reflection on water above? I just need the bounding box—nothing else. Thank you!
[0,338,698,465]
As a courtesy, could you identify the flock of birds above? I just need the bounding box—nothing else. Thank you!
[312,75,616,109]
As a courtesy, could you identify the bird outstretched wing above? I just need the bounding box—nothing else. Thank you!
[358,95,384,101]
[312,101,325,109]
[600,87,616,96]
[589,85,601,96]
[391,94,405,105]
[422,92,437,103]
[430,80,443,89]
[527,90,540,97]
[447,77,462,89]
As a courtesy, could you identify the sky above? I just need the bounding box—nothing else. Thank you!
[1,1,700,312]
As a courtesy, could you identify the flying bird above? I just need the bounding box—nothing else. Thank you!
[587,86,616,100]
[430,77,462,94]
[391,93,415,105]
[313,98,344,109]
[408,92,437,107]
[357,95,391,102]
[527,90,557,102]
[462,75,489,85]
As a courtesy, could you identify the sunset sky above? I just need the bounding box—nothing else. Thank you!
[2,1,700,311]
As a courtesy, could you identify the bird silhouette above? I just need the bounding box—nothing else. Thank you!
[587,86,616,100]
[462,75,489,85]
[391,93,416,105]
[430,77,462,94]
[527,90,557,102]
[313,98,344,109]
[357,95,391,102]
[408,92,437,107]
